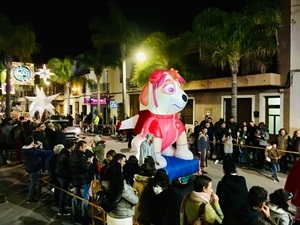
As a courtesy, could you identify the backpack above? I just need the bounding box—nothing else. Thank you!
[96,189,121,213]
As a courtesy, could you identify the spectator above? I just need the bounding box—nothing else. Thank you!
[54,123,67,147]
[277,128,290,173]
[165,175,195,225]
[184,175,224,225]
[247,186,278,225]
[92,137,106,166]
[123,155,140,186]
[216,155,248,216]
[14,116,26,164]
[253,122,270,169]
[22,136,49,203]
[132,160,156,225]
[222,128,234,158]
[68,140,91,221]
[2,117,15,164]
[214,121,226,164]
[32,122,51,174]
[49,144,64,206]
[45,122,56,151]
[101,153,138,225]
[100,149,117,178]
[285,156,300,221]
[147,168,171,225]
[197,127,210,174]
[56,140,75,216]
[267,189,294,225]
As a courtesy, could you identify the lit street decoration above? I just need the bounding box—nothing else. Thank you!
[35,64,54,83]
[25,86,59,120]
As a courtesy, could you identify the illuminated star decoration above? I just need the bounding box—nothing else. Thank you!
[25,86,59,120]
[34,64,54,83]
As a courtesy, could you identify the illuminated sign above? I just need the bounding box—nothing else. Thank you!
[84,98,107,105]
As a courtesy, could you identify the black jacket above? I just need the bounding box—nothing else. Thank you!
[55,148,72,181]
[216,174,248,216]
[68,150,90,187]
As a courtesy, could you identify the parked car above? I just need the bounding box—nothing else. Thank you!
[48,119,81,141]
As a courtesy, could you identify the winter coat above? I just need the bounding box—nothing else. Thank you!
[285,158,300,207]
[68,150,90,187]
[102,180,139,219]
[132,174,151,224]
[185,191,224,225]
[22,145,47,173]
[222,134,233,154]
[254,128,270,147]
[216,174,248,216]
[32,130,50,150]
[245,207,279,225]
[197,133,210,152]
[267,202,294,225]
[55,148,72,181]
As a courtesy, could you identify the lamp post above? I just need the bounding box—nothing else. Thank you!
[122,52,145,120]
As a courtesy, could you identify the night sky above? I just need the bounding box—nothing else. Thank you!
[0,0,247,66]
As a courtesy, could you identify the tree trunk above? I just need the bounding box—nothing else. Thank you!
[66,82,70,115]
[231,62,239,122]
[5,59,12,119]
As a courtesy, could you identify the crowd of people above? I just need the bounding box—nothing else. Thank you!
[188,115,300,183]
[1,114,300,225]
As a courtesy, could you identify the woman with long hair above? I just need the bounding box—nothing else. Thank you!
[101,153,138,225]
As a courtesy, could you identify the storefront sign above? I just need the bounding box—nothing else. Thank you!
[84,98,107,105]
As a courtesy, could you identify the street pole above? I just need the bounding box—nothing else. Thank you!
[122,59,127,120]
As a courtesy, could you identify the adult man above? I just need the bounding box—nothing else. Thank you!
[68,140,92,220]
[56,140,75,216]
[32,123,51,174]
[22,136,48,203]
[2,117,15,164]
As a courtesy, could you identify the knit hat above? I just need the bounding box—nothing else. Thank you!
[269,189,293,209]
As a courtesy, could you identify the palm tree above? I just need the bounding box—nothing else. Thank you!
[80,46,120,116]
[90,1,141,119]
[180,0,280,121]
[132,32,188,87]
[0,13,39,118]
[47,57,74,115]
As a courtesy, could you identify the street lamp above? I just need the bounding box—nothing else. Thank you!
[122,52,145,119]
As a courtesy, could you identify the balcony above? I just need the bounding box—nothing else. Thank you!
[183,73,281,90]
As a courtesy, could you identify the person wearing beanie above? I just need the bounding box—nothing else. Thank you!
[267,189,294,225]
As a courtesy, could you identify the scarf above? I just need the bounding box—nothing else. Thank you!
[190,191,210,203]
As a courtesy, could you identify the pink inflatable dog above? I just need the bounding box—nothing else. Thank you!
[132,68,194,168]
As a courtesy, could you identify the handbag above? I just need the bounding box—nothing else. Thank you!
[189,203,208,225]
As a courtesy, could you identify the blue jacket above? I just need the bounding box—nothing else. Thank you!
[22,145,47,173]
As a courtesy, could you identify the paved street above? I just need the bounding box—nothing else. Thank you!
[0,133,292,225]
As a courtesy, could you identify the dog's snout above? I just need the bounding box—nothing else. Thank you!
[182,94,187,102]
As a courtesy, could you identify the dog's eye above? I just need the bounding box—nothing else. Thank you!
[164,84,175,94]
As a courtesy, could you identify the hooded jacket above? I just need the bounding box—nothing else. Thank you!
[22,145,47,173]
[216,173,248,215]
[267,202,294,225]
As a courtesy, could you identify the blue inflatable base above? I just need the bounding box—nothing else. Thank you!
[162,155,200,180]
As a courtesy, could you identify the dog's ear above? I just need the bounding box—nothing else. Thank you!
[140,82,149,106]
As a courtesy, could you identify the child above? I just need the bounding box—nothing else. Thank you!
[267,143,282,183]
[237,140,250,167]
